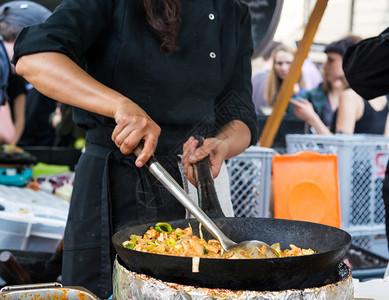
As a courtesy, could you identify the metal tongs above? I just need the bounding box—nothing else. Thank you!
[133,141,278,259]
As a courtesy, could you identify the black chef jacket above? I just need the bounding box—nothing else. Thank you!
[13,0,259,153]
[12,0,258,298]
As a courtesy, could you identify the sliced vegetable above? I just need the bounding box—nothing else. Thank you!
[199,223,203,240]
[167,238,176,246]
[123,235,137,249]
[155,222,173,233]
[146,244,157,251]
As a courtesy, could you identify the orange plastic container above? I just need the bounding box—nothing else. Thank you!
[272,151,341,228]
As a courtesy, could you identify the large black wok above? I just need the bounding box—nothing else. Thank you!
[113,142,351,291]
[113,217,351,291]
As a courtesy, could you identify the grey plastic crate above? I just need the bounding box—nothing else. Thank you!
[226,146,275,218]
[286,134,389,258]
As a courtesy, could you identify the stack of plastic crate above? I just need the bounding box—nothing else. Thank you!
[286,134,389,258]
[226,146,275,218]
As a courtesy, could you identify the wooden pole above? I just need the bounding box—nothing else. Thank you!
[259,0,329,148]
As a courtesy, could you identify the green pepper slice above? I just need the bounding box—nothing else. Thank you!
[155,222,173,233]
[123,235,137,250]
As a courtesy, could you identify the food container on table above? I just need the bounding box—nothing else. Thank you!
[0,185,69,253]
[0,282,100,300]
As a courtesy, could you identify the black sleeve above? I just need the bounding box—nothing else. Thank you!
[343,27,389,100]
[7,73,26,102]
[214,1,259,146]
[12,0,112,65]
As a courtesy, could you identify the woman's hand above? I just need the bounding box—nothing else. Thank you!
[181,136,228,185]
[290,98,332,134]
[111,100,161,167]
[15,52,161,167]
[181,120,251,185]
[290,97,316,122]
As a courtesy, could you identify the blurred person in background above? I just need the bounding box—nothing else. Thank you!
[0,1,56,148]
[0,37,13,145]
[261,44,306,116]
[18,84,57,146]
[292,35,389,136]
[0,1,31,148]
[50,102,85,148]
[252,43,321,116]
[292,83,389,136]
[4,68,25,147]
[301,57,322,92]
[251,40,281,114]
[300,87,389,135]
[332,89,389,136]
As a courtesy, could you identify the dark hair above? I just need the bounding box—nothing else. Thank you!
[142,0,182,55]
[324,35,362,57]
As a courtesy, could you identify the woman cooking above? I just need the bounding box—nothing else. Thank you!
[12,0,258,298]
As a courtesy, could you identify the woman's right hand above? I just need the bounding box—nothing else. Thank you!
[111,100,161,167]
[290,97,332,135]
[290,97,316,122]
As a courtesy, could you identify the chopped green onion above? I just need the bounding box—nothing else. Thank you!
[176,232,184,237]
[167,238,176,246]
[203,247,209,255]
[155,222,173,233]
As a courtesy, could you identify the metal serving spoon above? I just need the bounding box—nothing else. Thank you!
[133,143,278,259]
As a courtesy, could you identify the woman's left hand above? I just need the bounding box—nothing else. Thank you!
[181,136,228,186]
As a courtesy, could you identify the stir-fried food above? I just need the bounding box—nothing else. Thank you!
[122,222,316,259]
